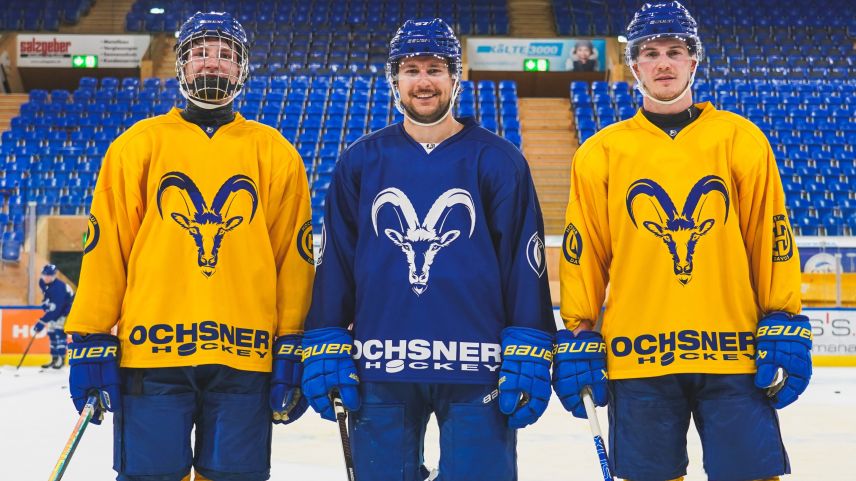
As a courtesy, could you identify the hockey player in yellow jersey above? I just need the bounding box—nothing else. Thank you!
[552,2,812,481]
[64,12,314,481]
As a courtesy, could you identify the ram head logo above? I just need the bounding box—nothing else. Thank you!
[372,187,476,295]
[626,175,729,285]
[157,172,258,277]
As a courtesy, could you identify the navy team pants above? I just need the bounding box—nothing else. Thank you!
[608,373,789,481]
[113,365,271,481]
[351,382,517,481]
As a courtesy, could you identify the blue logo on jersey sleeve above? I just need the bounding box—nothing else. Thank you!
[297,220,314,265]
[772,214,793,262]
[563,222,583,265]
[625,175,729,285]
[83,213,100,254]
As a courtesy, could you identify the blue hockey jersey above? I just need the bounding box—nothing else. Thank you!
[306,118,555,384]
[39,278,74,322]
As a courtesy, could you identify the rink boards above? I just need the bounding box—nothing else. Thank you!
[1,306,854,366]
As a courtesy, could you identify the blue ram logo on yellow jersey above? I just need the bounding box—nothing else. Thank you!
[157,172,258,278]
[625,175,729,285]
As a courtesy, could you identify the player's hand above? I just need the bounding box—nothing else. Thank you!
[33,320,46,333]
[552,329,608,419]
[301,327,360,422]
[754,312,812,409]
[68,334,121,425]
[498,327,553,429]
[270,335,308,425]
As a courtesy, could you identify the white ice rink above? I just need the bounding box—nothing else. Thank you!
[1,366,853,481]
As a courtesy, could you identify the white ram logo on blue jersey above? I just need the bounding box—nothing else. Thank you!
[372,187,476,296]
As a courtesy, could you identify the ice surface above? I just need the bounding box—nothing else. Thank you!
[1,366,853,480]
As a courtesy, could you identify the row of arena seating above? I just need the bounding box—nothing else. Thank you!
[0,75,521,249]
[126,0,509,35]
[570,79,856,235]
[0,0,90,31]
[553,0,856,36]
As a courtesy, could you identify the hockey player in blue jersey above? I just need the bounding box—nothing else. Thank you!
[301,18,556,481]
[35,264,73,369]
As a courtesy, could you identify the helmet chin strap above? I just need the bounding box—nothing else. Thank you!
[179,84,243,110]
[397,77,460,127]
[632,61,698,106]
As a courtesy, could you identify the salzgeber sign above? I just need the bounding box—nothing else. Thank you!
[17,34,150,68]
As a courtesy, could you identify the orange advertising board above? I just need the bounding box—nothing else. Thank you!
[0,308,50,354]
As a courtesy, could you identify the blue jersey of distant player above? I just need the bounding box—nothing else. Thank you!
[39,278,74,322]
[307,117,555,384]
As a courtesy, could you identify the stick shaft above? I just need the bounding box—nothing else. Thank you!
[48,394,98,481]
[15,333,38,370]
[582,390,613,481]
[332,396,357,481]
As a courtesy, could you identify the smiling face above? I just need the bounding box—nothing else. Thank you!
[632,37,697,103]
[575,45,593,61]
[395,55,456,125]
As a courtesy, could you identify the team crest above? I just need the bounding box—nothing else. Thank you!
[625,175,729,286]
[372,187,476,296]
[526,232,547,277]
[563,222,582,265]
[157,172,258,278]
[772,214,793,262]
[83,213,100,254]
[297,220,314,265]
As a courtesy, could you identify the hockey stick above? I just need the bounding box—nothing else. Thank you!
[582,388,613,481]
[48,393,100,481]
[331,392,357,481]
[15,332,39,370]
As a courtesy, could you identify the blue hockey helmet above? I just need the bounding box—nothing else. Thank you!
[386,18,462,125]
[42,264,57,276]
[624,1,703,65]
[175,11,250,107]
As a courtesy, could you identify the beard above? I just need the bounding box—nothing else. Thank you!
[400,92,451,124]
[189,75,238,101]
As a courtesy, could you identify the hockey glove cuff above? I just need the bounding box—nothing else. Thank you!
[552,329,608,419]
[498,327,553,429]
[301,327,360,422]
[271,334,308,425]
[754,312,812,409]
[33,320,46,333]
[68,334,121,425]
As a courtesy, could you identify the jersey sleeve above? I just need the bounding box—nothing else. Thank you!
[268,140,315,337]
[65,140,143,335]
[304,150,359,330]
[559,143,611,330]
[487,154,555,333]
[733,131,802,315]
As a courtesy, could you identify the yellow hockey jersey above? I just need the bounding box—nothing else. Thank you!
[66,108,315,372]
[560,102,801,380]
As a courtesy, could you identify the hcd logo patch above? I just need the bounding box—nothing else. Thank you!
[83,213,100,254]
[297,220,314,265]
[772,214,793,262]
[563,222,583,265]
[526,232,547,277]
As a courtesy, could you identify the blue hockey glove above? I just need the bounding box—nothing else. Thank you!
[68,334,121,425]
[301,327,360,422]
[754,312,812,409]
[552,329,608,419]
[270,335,309,425]
[33,320,46,333]
[498,327,554,429]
